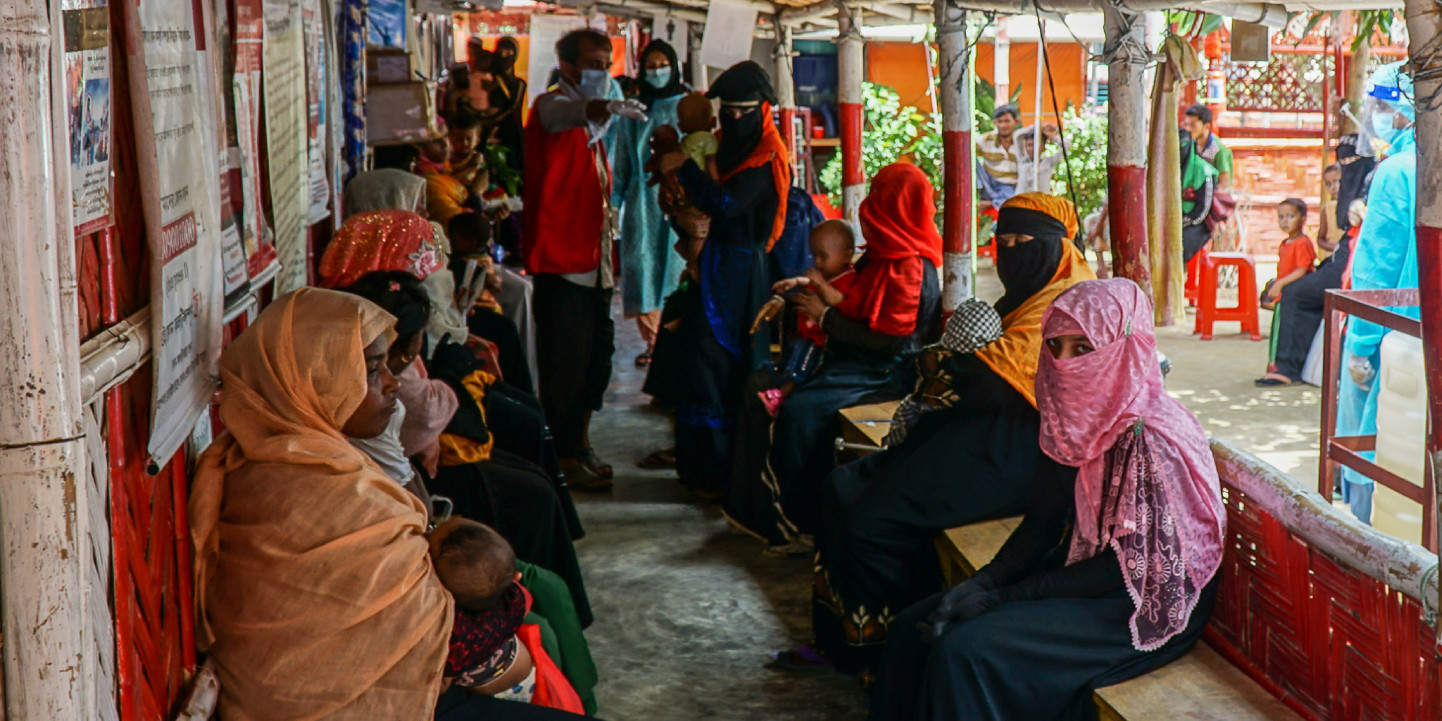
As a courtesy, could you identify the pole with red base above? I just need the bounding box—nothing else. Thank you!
[935,0,973,309]
[774,23,797,163]
[1102,6,1154,296]
[837,0,865,224]
[1402,0,1442,614]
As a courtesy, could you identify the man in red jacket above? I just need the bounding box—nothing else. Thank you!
[523,28,646,490]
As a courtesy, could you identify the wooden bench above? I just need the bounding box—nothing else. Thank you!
[838,403,1301,721]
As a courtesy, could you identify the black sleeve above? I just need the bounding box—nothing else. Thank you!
[820,308,907,353]
[1184,176,1214,227]
[975,458,1077,587]
[994,548,1125,602]
[677,162,775,223]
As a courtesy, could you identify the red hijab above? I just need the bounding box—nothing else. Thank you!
[320,210,445,289]
[836,163,943,336]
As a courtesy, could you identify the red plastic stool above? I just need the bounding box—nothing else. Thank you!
[977,242,996,261]
[1184,250,1203,305]
[1193,251,1261,341]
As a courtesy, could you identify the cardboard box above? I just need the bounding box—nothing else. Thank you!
[367,49,413,85]
[366,82,439,146]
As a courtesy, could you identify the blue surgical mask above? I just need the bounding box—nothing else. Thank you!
[578,69,610,99]
[645,66,673,88]
[1371,110,1398,146]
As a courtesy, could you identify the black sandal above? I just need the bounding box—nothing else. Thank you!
[1254,374,1295,387]
[579,447,614,479]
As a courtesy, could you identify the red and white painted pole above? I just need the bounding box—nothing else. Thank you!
[1403,0,1442,566]
[774,22,797,165]
[1102,7,1154,297]
[935,0,974,308]
[837,1,865,224]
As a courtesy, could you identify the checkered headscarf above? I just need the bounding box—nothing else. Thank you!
[940,298,1004,354]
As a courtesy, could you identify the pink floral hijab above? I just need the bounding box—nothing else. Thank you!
[1035,278,1225,651]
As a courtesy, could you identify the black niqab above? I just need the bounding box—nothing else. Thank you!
[635,40,685,109]
[708,61,777,176]
[495,36,519,76]
[993,207,1065,319]
[1335,134,1375,231]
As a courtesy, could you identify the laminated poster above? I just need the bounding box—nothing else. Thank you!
[125,0,223,466]
[62,0,114,237]
[303,0,332,223]
[233,0,273,275]
[263,0,311,293]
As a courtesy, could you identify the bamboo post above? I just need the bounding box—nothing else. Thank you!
[0,0,93,714]
[1402,0,1442,632]
[837,0,865,224]
[774,22,797,172]
[1102,5,1154,296]
[935,0,974,308]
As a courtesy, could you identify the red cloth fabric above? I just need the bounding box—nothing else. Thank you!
[835,163,943,337]
[319,210,445,289]
[1277,235,1317,282]
[1036,278,1224,651]
[522,94,608,275]
[717,101,792,251]
[795,268,855,347]
[516,623,584,713]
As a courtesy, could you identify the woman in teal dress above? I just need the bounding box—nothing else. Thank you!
[611,39,689,363]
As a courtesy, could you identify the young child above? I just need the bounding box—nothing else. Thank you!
[1317,164,1343,257]
[1012,123,1065,195]
[1263,198,1317,369]
[751,219,858,416]
[429,518,536,700]
[884,298,1005,446]
[676,91,719,178]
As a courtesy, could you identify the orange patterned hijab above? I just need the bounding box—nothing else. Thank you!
[190,288,451,721]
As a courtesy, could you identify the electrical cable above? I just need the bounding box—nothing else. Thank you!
[1035,3,1081,219]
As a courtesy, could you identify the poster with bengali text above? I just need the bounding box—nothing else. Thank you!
[125,0,222,465]
[234,0,274,276]
[303,0,331,223]
[264,0,310,293]
[63,0,114,236]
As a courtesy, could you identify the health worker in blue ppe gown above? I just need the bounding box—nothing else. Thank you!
[609,40,689,363]
[1337,61,1418,524]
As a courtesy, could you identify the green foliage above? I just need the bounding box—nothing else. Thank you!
[483,143,520,196]
[1297,9,1399,52]
[1047,106,1108,222]
[818,82,934,205]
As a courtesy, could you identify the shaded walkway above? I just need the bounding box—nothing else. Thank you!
[572,301,868,720]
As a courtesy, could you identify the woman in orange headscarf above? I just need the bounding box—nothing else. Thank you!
[726,163,944,554]
[804,192,1095,675]
[190,288,452,720]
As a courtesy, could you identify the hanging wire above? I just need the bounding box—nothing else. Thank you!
[1409,6,1442,114]
[1034,3,1081,218]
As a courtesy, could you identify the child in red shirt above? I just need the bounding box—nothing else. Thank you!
[1264,198,1317,368]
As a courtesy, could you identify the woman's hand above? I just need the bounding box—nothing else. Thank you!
[772,276,811,294]
[791,291,827,322]
[750,296,787,334]
[919,573,1000,643]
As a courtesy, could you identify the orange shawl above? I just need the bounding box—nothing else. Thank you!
[190,288,451,721]
[719,101,792,250]
[975,241,1096,406]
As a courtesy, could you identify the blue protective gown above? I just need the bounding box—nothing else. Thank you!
[610,94,686,316]
[1338,130,1417,506]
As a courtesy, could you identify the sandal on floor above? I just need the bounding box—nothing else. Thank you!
[578,447,613,479]
[562,460,613,492]
[766,646,832,672]
[1254,373,1295,387]
[637,448,677,469]
[634,351,653,367]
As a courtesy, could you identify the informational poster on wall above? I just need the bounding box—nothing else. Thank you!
[699,0,756,70]
[233,0,273,275]
[62,0,114,237]
[263,0,311,293]
[303,0,331,223]
[526,14,606,104]
[123,0,223,465]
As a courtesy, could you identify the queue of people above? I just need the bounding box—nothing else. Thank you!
[188,26,1241,721]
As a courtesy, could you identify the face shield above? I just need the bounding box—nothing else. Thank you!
[1357,61,1415,157]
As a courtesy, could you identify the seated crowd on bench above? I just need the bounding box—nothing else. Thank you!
[188,29,1226,721]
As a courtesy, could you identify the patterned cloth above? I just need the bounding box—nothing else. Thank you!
[884,298,1003,446]
[340,0,366,184]
[1036,278,1225,651]
[446,582,529,685]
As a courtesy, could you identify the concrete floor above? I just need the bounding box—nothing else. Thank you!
[568,262,1324,720]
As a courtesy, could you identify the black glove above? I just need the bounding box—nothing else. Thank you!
[919,573,1000,644]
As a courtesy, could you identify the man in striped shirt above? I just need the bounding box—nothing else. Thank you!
[976,104,1021,210]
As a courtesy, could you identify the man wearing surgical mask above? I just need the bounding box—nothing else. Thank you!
[523,28,649,490]
[1335,61,1418,525]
